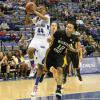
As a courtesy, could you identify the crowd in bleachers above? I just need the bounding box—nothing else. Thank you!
[0,50,31,80]
[0,0,100,80]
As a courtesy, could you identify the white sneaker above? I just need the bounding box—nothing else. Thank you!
[29,72,35,77]
[29,68,37,77]
[30,85,38,97]
[30,91,37,97]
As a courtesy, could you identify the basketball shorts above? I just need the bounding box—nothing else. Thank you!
[28,38,49,65]
[45,52,65,71]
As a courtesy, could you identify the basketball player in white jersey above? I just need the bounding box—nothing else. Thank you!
[27,6,50,96]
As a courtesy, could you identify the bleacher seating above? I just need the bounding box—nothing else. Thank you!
[0,0,99,57]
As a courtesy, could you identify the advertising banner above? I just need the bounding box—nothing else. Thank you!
[80,57,100,74]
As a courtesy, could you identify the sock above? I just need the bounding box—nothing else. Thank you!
[30,59,34,68]
[57,85,61,91]
[63,66,68,79]
[35,77,40,85]
[76,68,81,75]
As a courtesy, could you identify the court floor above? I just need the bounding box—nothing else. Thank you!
[0,74,100,100]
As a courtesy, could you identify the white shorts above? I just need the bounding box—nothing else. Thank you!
[28,38,49,65]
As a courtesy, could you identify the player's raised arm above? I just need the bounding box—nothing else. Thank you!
[25,0,37,25]
[34,6,48,21]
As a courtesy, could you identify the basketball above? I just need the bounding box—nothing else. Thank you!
[26,2,37,14]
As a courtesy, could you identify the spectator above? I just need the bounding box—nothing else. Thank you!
[0,30,6,36]
[97,25,100,35]
[0,20,10,30]
[18,34,28,55]
[0,52,9,80]
[6,51,18,79]
[0,8,4,18]
[62,8,69,21]
[14,50,28,78]
[92,15,99,26]
[76,16,84,25]
[90,25,97,35]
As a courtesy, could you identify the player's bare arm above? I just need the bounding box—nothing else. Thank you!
[33,6,48,21]
[34,10,48,21]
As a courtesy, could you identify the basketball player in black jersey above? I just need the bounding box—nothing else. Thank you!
[62,24,83,84]
[44,21,82,97]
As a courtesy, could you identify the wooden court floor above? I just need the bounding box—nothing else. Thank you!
[0,74,100,100]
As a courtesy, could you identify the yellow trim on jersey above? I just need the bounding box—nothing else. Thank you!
[62,56,67,67]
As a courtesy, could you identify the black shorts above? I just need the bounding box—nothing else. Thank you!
[66,51,80,68]
[1,64,7,73]
[45,52,65,71]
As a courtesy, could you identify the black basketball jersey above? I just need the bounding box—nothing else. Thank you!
[49,30,79,55]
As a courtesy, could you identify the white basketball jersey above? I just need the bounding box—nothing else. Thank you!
[34,14,50,38]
